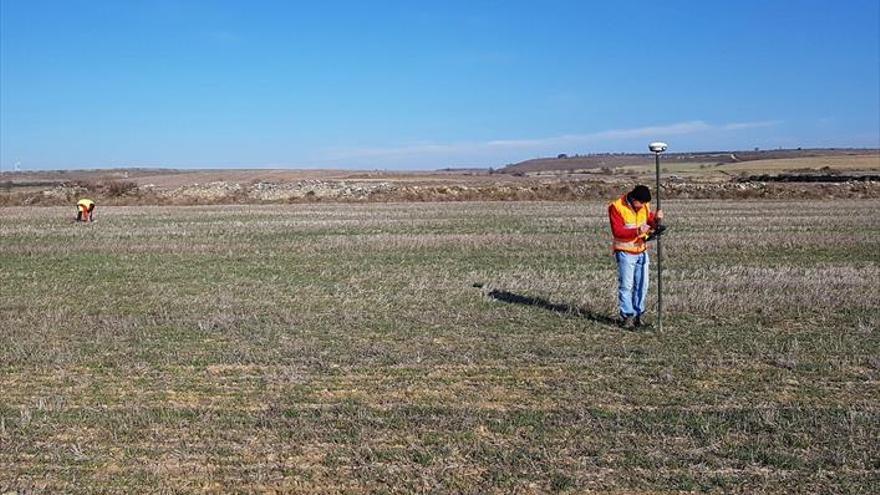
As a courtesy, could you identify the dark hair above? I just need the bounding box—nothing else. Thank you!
[627,185,651,203]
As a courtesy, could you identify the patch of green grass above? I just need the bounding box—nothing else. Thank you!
[1,200,878,493]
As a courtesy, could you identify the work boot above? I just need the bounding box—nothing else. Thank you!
[634,315,650,329]
[619,316,635,330]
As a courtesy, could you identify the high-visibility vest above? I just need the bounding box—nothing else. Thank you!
[77,199,95,210]
[610,195,650,254]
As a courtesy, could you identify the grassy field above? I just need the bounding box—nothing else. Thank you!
[1,200,878,493]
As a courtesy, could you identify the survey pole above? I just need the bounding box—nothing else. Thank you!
[648,142,667,332]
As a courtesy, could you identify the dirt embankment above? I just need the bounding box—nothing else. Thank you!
[2,176,878,206]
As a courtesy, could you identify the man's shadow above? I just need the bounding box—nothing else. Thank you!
[485,289,618,326]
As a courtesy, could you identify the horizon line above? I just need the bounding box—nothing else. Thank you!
[2,146,878,173]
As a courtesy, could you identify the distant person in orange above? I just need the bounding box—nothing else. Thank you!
[76,198,96,222]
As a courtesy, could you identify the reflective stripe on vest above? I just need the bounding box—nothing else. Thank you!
[610,196,650,254]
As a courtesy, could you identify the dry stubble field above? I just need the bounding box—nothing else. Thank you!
[1,200,878,493]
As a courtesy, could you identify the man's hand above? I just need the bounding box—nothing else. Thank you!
[655,209,664,221]
[638,224,651,235]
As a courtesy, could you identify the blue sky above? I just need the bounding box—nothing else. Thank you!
[1,0,878,170]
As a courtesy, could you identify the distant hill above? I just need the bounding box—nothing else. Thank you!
[499,148,880,174]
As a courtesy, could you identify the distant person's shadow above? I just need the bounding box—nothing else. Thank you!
[486,289,618,326]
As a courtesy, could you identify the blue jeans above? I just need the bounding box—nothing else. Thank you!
[615,251,649,318]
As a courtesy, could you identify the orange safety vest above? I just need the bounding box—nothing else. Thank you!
[610,196,650,254]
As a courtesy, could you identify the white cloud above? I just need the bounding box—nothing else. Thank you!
[721,120,783,130]
[323,120,782,165]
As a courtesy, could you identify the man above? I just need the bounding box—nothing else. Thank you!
[76,198,96,222]
[608,185,664,329]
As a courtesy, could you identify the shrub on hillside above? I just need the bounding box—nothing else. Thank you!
[106,180,138,196]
